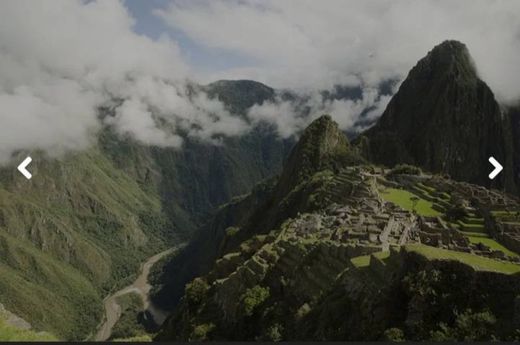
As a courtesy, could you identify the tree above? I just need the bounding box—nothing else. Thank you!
[445,204,467,221]
[185,278,209,306]
[383,328,405,342]
[429,309,497,341]
[388,164,422,176]
[241,285,270,316]
[265,323,283,341]
[191,323,215,341]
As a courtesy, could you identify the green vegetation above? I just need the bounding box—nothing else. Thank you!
[113,335,152,342]
[264,323,284,342]
[110,293,146,340]
[388,164,422,176]
[0,317,57,341]
[405,244,520,274]
[0,149,171,339]
[0,103,289,338]
[457,220,485,231]
[380,188,441,216]
[445,204,468,221]
[351,255,371,268]
[225,226,240,237]
[491,210,520,217]
[190,323,216,341]
[185,278,210,306]
[277,115,362,195]
[429,309,497,341]
[241,285,270,316]
[351,251,390,268]
[383,328,405,342]
[0,232,102,340]
[464,235,519,258]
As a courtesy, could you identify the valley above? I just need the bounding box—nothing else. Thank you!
[95,245,184,341]
[2,1,520,342]
[1,39,520,342]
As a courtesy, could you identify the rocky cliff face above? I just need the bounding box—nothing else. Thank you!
[360,40,516,193]
[508,106,520,191]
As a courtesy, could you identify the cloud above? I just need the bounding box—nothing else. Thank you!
[0,0,249,163]
[247,87,392,138]
[158,0,520,103]
[2,0,520,164]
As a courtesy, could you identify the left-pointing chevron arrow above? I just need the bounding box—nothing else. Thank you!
[17,156,32,180]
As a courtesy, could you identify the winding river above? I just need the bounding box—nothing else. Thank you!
[95,246,181,341]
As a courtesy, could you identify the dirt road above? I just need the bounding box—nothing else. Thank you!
[95,246,180,341]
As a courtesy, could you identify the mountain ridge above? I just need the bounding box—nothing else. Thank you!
[153,40,520,341]
[359,40,517,193]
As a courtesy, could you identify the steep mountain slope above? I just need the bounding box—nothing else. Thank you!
[100,126,293,232]
[0,305,56,341]
[150,115,363,310]
[204,80,276,114]
[0,80,294,339]
[508,106,520,189]
[276,114,359,195]
[359,40,516,192]
[156,116,520,342]
[0,149,173,339]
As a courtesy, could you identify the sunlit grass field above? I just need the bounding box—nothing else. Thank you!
[380,188,441,217]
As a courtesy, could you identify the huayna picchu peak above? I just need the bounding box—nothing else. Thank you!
[359,40,517,193]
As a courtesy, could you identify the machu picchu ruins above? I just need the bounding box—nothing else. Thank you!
[275,166,520,265]
[158,160,520,341]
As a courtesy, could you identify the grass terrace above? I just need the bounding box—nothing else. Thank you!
[380,188,441,217]
[491,210,520,225]
[350,251,391,268]
[405,244,520,274]
[463,235,519,257]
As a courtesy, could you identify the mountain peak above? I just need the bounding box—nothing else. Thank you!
[277,115,358,193]
[409,40,477,85]
[361,40,516,191]
[204,79,275,114]
[429,40,470,59]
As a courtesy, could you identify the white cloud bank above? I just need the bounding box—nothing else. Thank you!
[0,0,248,163]
[1,0,520,163]
[247,88,392,138]
[158,0,520,102]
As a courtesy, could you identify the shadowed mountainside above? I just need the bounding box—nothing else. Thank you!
[359,40,517,193]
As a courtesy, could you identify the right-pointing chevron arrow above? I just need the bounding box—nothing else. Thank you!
[488,156,503,180]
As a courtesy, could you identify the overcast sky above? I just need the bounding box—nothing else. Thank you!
[1,0,520,163]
